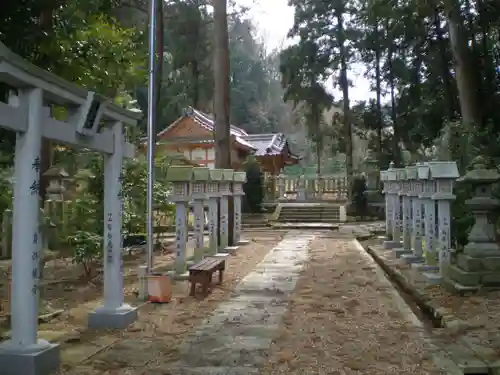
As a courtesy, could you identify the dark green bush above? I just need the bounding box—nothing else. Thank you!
[242,157,264,213]
[350,175,368,217]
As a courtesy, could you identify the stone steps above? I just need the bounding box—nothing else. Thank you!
[277,206,341,223]
[242,214,270,229]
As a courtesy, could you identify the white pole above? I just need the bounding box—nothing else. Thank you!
[146,0,159,273]
[10,88,44,348]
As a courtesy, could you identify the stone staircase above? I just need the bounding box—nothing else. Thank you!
[274,204,345,223]
[242,213,270,230]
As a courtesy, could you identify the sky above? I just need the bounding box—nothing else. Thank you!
[234,0,373,103]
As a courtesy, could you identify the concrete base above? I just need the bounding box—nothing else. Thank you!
[443,278,481,294]
[400,254,425,264]
[383,240,401,249]
[411,263,439,272]
[224,246,239,254]
[236,239,250,246]
[88,304,138,329]
[377,235,387,244]
[392,247,412,258]
[0,339,60,375]
[212,252,230,259]
[422,271,442,285]
[167,270,190,281]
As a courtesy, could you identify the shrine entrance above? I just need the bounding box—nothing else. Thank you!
[0,42,141,375]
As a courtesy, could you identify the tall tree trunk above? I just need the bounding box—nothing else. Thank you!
[387,42,401,166]
[433,8,457,119]
[443,0,482,126]
[191,60,200,108]
[374,25,383,169]
[335,7,353,198]
[213,0,233,245]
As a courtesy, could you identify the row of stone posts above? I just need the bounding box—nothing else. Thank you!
[165,166,248,278]
[380,159,500,292]
[381,161,459,284]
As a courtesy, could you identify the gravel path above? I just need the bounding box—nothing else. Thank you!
[60,230,460,374]
[260,235,451,375]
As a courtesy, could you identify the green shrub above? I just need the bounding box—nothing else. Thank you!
[67,230,102,279]
[242,157,264,213]
[350,175,368,217]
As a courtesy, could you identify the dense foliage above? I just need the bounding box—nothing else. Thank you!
[279,0,500,243]
[0,0,298,276]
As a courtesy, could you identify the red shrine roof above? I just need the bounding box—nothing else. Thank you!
[157,107,300,159]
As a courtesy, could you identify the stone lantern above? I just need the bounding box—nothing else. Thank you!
[206,169,223,256]
[446,158,500,292]
[422,161,459,284]
[165,165,193,277]
[219,169,234,253]
[43,166,69,201]
[232,171,248,246]
[191,167,209,263]
[42,166,69,234]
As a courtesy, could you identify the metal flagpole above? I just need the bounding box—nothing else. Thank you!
[146,0,159,273]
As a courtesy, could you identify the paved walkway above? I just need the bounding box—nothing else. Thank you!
[148,232,316,374]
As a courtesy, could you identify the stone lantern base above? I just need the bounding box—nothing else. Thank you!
[445,244,500,293]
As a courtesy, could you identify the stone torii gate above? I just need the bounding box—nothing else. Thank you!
[0,42,141,375]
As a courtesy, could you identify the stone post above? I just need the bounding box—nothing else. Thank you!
[232,171,249,246]
[317,174,324,200]
[390,167,404,249]
[218,169,234,253]
[277,174,285,201]
[0,88,60,360]
[422,161,459,284]
[383,162,401,249]
[393,168,413,258]
[412,162,438,272]
[165,165,193,277]
[206,169,223,256]
[402,164,424,264]
[380,169,391,241]
[88,122,138,329]
[191,167,209,263]
[297,175,306,201]
[445,158,500,292]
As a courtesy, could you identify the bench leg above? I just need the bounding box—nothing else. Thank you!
[189,278,196,296]
[218,270,224,285]
[202,274,210,296]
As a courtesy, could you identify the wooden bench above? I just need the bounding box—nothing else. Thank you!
[188,257,225,297]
